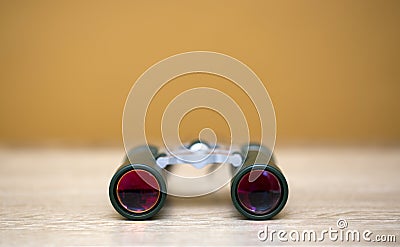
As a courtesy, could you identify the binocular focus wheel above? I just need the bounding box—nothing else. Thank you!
[109,164,167,220]
[231,164,288,220]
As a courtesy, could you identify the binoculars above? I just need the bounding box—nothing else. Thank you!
[109,142,288,220]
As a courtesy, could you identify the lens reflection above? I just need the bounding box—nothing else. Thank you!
[236,170,282,215]
[116,170,160,213]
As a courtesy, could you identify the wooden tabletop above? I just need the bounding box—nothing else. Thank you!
[0,146,399,246]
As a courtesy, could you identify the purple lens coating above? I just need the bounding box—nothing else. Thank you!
[237,170,282,215]
[116,170,160,213]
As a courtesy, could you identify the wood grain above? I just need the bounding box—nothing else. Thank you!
[0,147,399,246]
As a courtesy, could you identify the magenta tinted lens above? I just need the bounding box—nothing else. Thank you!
[237,170,282,215]
[116,170,160,213]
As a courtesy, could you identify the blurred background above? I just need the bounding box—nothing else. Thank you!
[1,0,399,147]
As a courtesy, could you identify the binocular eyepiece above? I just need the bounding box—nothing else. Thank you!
[109,143,288,220]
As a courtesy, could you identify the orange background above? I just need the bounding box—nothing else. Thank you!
[1,0,399,146]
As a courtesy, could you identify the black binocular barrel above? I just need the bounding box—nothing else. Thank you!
[231,145,288,220]
[109,146,167,220]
